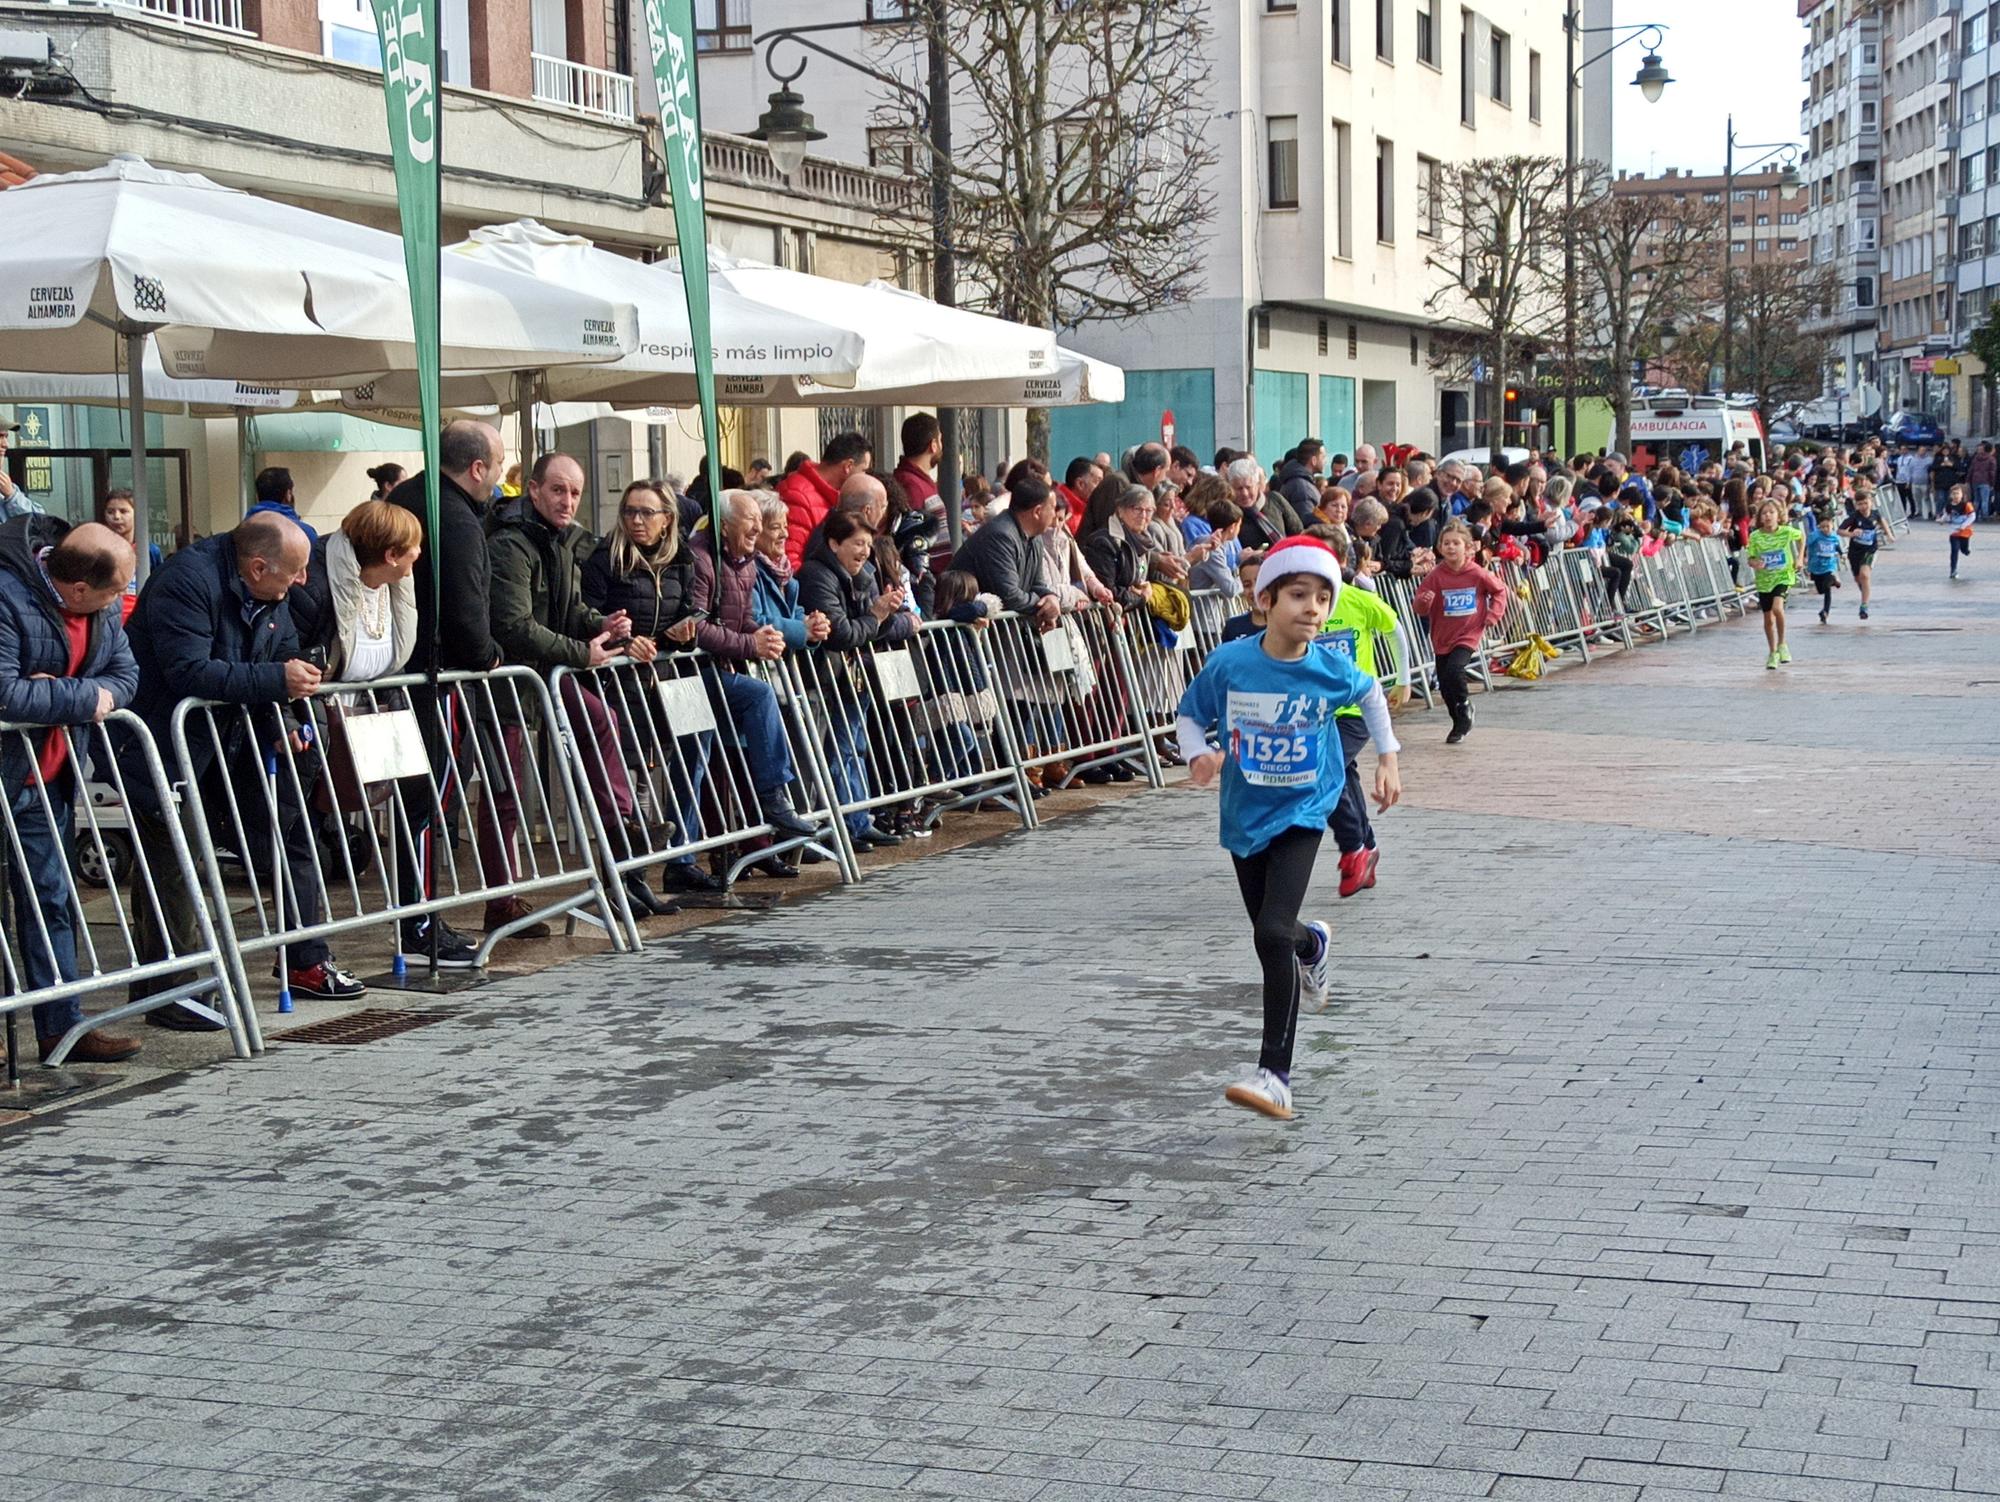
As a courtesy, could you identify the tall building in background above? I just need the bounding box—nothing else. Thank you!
[1799,0,1885,428]
[701,0,1616,461]
[1948,3,2000,432]
[1878,0,1958,427]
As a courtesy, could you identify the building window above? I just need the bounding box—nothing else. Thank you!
[1318,319,1329,355]
[1965,88,1985,125]
[1965,150,1987,195]
[1416,0,1438,65]
[1348,323,1359,358]
[1861,99,1877,129]
[1755,239,1770,252]
[1779,238,1798,250]
[1268,116,1300,209]
[863,0,909,20]
[1528,49,1541,121]
[1961,221,1987,261]
[325,22,381,65]
[1267,0,1297,9]
[1410,330,1420,365]
[1963,12,1988,54]
[1256,311,1271,349]
[1780,211,1799,225]
[1416,153,1441,238]
[1376,137,1395,243]
[1331,118,1354,257]
[1459,9,1475,125]
[693,0,751,53]
[1489,26,1510,104]
[1331,0,1350,65]
[1376,0,1392,59]
[1055,125,1102,209]
[867,127,918,174]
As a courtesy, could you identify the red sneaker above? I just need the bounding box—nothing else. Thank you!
[1337,849,1367,898]
[1360,846,1380,890]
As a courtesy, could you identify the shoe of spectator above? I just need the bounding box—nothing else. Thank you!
[1337,850,1368,899]
[399,917,481,969]
[485,898,553,940]
[657,862,727,894]
[801,846,832,864]
[750,854,800,880]
[285,961,367,1001]
[619,814,657,857]
[1223,1068,1294,1121]
[1298,920,1332,1013]
[1107,762,1138,784]
[146,1002,226,1032]
[622,874,680,917]
[38,1028,142,1064]
[1043,760,1071,786]
[1078,766,1114,785]
[762,801,816,839]
[857,822,904,847]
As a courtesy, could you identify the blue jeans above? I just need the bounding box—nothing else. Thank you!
[5,777,82,1038]
[667,666,799,865]
[825,700,873,836]
[1977,483,1993,517]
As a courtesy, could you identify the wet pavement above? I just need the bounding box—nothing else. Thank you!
[1,533,1997,1501]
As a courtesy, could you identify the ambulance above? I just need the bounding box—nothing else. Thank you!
[1626,393,1768,474]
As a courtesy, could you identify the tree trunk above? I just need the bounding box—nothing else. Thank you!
[1612,332,1632,455]
[1027,409,1050,463]
[1489,331,1510,459]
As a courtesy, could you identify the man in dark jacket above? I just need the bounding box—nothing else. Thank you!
[487,452,660,925]
[0,517,143,1064]
[952,476,1062,628]
[385,420,503,964]
[1271,440,1325,524]
[120,512,364,1026]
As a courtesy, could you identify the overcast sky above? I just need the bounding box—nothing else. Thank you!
[1611,0,1806,176]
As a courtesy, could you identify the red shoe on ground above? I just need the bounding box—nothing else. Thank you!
[1337,849,1367,898]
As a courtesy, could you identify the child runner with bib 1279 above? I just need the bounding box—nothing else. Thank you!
[1175,537,1404,1122]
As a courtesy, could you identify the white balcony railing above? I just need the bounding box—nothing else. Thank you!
[107,0,250,35]
[531,52,635,123]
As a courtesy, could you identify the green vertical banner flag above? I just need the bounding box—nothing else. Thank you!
[369,0,443,625]
[643,0,725,552]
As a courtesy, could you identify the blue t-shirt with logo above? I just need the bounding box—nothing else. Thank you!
[1805,530,1843,575]
[1178,634,1378,858]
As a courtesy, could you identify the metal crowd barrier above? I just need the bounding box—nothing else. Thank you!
[549,651,857,946]
[1873,485,1911,535]
[981,602,1163,789]
[1373,575,1438,705]
[788,620,1037,845]
[169,665,625,1051]
[0,712,247,1068]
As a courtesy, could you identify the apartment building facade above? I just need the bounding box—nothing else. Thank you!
[0,0,923,537]
[1612,165,1808,275]
[1878,0,1958,424]
[698,0,1614,463]
[1948,1,2000,431]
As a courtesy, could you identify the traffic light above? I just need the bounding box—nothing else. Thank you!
[1504,387,1519,403]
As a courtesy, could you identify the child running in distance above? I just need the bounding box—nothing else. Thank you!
[1943,484,1976,579]
[1319,575,1407,898]
[1178,538,1402,1122]
[1839,490,1882,618]
[1218,548,1268,642]
[1805,512,1844,624]
[1412,522,1509,745]
[1747,498,1805,669]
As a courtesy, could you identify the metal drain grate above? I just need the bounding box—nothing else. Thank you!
[274,1008,461,1045]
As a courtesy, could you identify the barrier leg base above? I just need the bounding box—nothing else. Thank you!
[0,1067,124,1108]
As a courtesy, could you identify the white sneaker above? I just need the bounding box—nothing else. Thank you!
[1224,1067,1294,1120]
[1299,920,1332,1013]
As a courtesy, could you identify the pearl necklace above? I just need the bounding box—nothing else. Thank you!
[357,583,390,638]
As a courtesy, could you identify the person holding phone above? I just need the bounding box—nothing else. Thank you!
[489,454,660,928]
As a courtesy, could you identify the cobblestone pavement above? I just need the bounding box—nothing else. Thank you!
[1,536,1996,1502]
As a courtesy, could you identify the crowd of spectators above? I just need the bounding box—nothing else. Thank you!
[0,410,1926,1070]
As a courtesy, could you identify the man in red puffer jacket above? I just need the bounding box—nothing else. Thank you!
[779,431,872,571]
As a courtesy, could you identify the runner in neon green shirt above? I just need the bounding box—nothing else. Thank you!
[1319,584,1408,896]
[1746,499,1804,670]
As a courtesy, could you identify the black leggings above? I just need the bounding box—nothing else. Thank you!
[1229,826,1322,1079]
[1601,553,1634,609]
[1812,571,1837,602]
[1951,534,1972,570]
[1435,645,1475,720]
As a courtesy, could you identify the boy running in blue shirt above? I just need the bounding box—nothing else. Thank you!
[1177,538,1403,1121]
[1805,513,1843,624]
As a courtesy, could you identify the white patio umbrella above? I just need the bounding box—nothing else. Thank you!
[0,336,300,415]
[0,158,638,578]
[681,251,1063,401]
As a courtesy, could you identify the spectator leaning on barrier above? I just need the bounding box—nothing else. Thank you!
[798,509,915,851]
[1056,456,1101,536]
[1228,458,1294,552]
[382,419,502,967]
[952,473,1064,630]
[289,500,421,683]
[1080,483,1156,610]
[0,518,142,1065]
[750,491,833,654]
[653,491,821,888]
[489,452,662,927]
[119,511,364,1023]
[779,431,873,571]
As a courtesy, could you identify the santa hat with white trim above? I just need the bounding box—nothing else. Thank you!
[1253,536,1343,607]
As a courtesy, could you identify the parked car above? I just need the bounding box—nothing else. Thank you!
[1439,446,1532,471]
[1883,411,1945,445]
[1767,419,1803,447]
